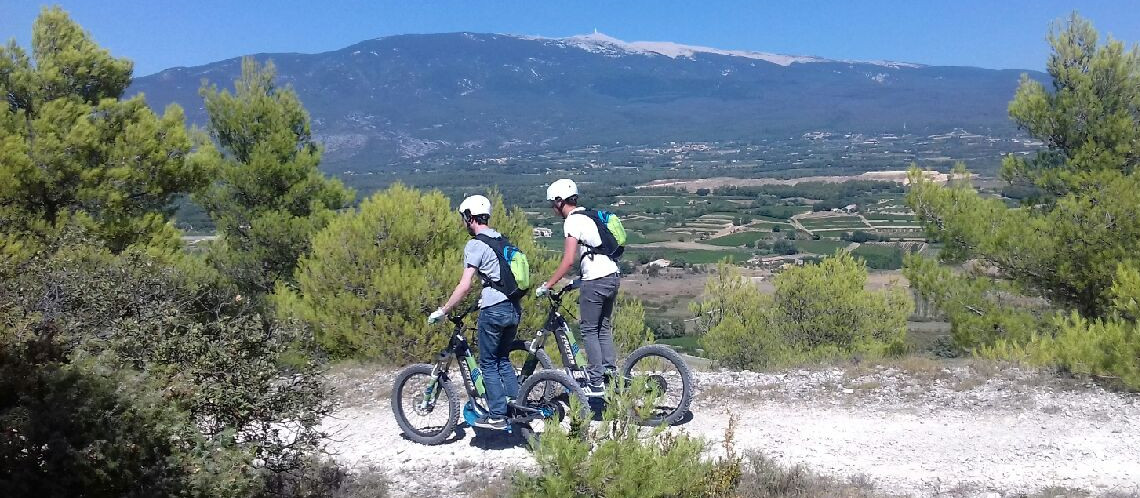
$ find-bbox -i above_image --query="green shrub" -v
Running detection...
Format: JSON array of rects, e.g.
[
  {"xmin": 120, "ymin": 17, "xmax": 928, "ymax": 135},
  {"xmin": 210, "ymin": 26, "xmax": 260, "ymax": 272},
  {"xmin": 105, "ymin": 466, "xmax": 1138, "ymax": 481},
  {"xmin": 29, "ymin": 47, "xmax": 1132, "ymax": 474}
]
[
  {"xmin": 0, "ymin": 236, "xmax": 331, "ymax": 495},
  {"xmin": 279, "ymin": 184, "xmax": 556, "ymax": 362},
  {"xmin": 512, "ymin": 379, "xmax": 739, "ymax": 498},
  {"xmin": 982, "ymin": 264, "xmax": 1140, "ymax": 390},
  {"xmin": 1039, "ymin": 313, "xmax": 1140, "ymax": 388},
  {"xmin": 613, "ymin": 294, "xmax": 655, "ymax": 357},
  {"xmin": 274, "ymin": 183, "xmax": 462, "ymax": 360},
  {"xmin": 694, "ymin": 254, "xmax": 910, "ymax": 369},
  {"xmin": 0, "ymin": 323, "xmax": 214, "ymax": 497}
]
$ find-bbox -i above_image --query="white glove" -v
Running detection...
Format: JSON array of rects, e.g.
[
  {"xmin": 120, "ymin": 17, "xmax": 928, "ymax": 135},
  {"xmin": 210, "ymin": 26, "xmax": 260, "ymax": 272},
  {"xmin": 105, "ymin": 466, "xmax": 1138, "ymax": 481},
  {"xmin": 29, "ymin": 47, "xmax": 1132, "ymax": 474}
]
[
  {"xmin": 427, "ymin": 308, "xmax": 446, "ymax": 324},
  {"xmin": 535, "ymin": 284, "xmax": 550, "ymax": 298}
]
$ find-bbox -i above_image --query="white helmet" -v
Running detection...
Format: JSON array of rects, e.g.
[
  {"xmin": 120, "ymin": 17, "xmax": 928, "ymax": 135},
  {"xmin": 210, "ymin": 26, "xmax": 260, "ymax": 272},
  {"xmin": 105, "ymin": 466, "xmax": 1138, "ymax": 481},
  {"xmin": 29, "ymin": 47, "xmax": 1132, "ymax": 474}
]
[
  {"xmin": 546, "ymin": 179, "xmax": 578, "ymax": 201},
  {"xmin": 458, "ymin": 194, "xmax": 492, "ymax": 219}
]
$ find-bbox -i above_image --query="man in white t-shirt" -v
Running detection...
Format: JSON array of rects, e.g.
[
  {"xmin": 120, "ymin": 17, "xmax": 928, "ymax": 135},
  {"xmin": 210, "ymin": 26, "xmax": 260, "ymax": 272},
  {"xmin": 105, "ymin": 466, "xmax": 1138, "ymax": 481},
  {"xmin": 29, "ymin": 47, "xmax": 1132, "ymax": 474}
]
[{"xmin": 535, "ymin": 179, "xmax": 620, "ymax": 396}]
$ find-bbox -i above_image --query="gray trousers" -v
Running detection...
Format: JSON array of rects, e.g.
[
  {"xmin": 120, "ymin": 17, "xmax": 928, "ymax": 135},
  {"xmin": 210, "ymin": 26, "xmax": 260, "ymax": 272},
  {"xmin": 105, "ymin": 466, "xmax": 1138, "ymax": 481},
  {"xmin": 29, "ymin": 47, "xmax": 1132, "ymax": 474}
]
[{"xmin": 579, "ymin": 273, "xmax": 620, "ymax": 384}]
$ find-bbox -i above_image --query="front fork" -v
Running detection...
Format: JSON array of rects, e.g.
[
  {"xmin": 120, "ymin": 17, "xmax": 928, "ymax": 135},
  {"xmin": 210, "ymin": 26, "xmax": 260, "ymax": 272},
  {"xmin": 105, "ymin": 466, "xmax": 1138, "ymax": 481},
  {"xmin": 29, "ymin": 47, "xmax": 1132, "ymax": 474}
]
[
  {"xmin": 462, "ymin": 351, "xmax": 487, "ymax": 398},
  {"xmin": 421, "ymin": 352, "xmax": 455, "ymax": 410},
  {"xmin": 519, "ymin": 329, "xmax": 548, "ymax": 381}
]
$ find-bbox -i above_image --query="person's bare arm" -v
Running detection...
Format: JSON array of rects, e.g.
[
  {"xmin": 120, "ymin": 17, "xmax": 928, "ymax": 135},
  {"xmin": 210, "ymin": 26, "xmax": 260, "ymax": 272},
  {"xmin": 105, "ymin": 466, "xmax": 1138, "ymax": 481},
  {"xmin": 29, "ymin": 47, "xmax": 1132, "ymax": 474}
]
[
  {"xmin": 544, "ymin": 236, "xmax": 578, "ymax": 289},
  {"xmin": 441, "ymin": 266, "xmax": 478, "ymax": 313}
]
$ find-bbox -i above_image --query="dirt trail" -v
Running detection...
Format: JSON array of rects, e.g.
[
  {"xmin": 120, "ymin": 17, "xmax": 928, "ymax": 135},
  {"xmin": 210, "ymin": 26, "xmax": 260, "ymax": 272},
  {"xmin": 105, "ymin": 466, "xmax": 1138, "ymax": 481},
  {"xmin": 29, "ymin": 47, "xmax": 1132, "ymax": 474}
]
[{"xmin": 321, "ymin": 364, "xmax": 1140, "ymax": 497}]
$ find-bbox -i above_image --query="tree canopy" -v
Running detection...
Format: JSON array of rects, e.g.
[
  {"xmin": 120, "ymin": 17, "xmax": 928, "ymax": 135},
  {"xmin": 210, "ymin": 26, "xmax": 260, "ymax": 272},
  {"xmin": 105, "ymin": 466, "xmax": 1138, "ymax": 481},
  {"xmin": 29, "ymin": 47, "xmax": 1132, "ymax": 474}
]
[
  {"xmin": 1, "ymin": 10, "xmax": 334, "ymax": 495},
  {"xmin": 196, "ymin": 57, "xmax": 355, "ymax": 299},
  {"xmin": 278, "ymin": 185, "xmax": 559, "ymax": 362},
  {"xmin": 0, "ymin": 7, "xmax": 206, "ymax": 255},
  {"xmin": 906, "ymin": 13, "xmax": 1140, "ymax": 387}
]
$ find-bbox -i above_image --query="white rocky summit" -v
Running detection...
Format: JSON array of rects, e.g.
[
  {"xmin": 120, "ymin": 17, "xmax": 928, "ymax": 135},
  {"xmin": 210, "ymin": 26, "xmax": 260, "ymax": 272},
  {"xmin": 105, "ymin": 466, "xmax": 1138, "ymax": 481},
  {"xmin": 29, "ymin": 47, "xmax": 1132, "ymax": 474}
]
[{"xmin": 516, "ymin": 31, "xmax": 923, "ymax": 69}]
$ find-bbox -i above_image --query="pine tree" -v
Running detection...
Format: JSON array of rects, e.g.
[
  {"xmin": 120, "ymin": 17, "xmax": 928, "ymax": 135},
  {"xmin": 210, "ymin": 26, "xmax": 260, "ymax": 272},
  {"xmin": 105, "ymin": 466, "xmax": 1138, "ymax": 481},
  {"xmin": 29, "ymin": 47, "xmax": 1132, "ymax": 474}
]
[
  {"xmin": 275, "ymin": 183, "xmax": 464, "ymax": 360},
  {"xmin": 905, "ymin": 14, "xmax": 1140, "ymax": 386},
  {"xmin": 195, "ymin": 57, "xmax": 354, "ymax": 298},
  {"xmin": 0, "ymin": 7, "xmax": 206, "ymax": 254},
  {"xmin": 278, "ymin": 185, "xmax": 558, "ymax": 361}
]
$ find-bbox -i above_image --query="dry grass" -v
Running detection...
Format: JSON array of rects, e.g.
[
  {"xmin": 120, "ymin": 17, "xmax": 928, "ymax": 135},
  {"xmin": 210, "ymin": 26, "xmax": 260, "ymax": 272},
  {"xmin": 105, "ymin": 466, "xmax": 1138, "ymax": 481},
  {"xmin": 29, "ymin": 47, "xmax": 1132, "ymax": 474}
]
[
  {"xmin": 698, "ymin": 381, "xmax": 782, "ymax": 405},
  {"xmin": 331, "ymin": 465, "xmax": 390, "ymax": 498},
  {"xmin": 850, "ymin": 380, "xmax": 882, "ymax": 391},
  {"xmin": 326, "ymin": 361, "xmax": 396, "ymax": 408},
  {"xmin": 893, "ymin": 355, "xmax": 949, "ymax": 378},
  {"xmin": 736, "ymin": 451, "xmax": 886, "ymax": 498},
  {"xmin": 271, "ymin": 460, "xmax": 390, "ymax": 498},
  {"xmin": 951, "ymin": 377, "xmax": 986, "ymax": 392},
  {"xmin": 457, "ymin": 470, "xmax": 515, "ymax": 498}
]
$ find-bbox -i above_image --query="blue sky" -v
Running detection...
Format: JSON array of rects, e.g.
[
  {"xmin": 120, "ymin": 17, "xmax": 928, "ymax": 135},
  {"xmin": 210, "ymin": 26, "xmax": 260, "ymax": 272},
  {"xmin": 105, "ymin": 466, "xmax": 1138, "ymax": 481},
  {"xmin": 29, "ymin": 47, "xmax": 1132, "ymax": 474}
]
[{"xmin": 2, "ymin": 1, "xmax": 1138, "ymax": 76}]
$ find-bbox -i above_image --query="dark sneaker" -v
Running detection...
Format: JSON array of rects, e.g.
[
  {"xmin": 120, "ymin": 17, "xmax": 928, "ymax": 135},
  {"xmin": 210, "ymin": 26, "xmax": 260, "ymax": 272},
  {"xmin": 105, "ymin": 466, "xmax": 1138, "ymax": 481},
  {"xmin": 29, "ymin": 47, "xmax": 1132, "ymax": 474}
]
[
  {"xmin": 473, "ymin": 416, "xmax": 508, "ymax": 430},
  {"xmin": 584, "ymin": 383, "xmax": 606, "ymax": 397}
]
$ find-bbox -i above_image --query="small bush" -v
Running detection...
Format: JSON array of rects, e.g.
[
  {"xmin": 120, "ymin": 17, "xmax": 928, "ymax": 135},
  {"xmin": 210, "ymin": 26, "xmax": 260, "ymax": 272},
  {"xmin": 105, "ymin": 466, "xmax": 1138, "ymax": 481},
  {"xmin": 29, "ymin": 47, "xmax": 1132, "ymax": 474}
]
[
  {"xmin": 512, "ymin": 379, "xmax": 739, "ymax": 498},
  {"xmin": 694, "ymin": 254, "xmax": 911, "ymax": 369},
  {"xmin": 772, "ymin": 239, "xmax": 796, "ymax": 255},
  {"xmin": 265, "ymin": 459, "xmax": 390, "ymax": 498},
  {"xmin": 0, "ymin": 324, "xmax": 208, "ymax": 496}
]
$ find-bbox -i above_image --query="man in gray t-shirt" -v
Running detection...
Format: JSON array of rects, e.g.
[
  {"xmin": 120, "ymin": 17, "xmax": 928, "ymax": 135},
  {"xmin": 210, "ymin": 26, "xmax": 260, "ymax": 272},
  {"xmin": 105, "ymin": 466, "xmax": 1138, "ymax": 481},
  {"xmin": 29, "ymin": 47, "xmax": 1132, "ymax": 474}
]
[
  {"xmin": 427, "ymin": 195, "xmax": 521, "ymax": 431},
  {"xmin": 464, "ymin": 229, "xmax": 508, "ymax": 308}
]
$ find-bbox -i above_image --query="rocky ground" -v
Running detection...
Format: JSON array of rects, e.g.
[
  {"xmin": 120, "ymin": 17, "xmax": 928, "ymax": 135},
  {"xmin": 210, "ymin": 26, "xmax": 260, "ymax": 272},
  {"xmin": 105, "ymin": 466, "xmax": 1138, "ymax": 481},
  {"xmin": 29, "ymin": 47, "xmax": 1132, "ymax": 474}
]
[{"xmin": 320, "ymin": 359, "xmax": 1140, "ymax": 497}]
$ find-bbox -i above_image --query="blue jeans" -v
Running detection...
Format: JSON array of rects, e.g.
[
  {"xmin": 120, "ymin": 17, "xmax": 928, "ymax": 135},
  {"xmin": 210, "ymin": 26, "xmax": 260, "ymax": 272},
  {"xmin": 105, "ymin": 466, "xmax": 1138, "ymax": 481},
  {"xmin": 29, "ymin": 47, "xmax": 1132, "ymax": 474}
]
[{"xmin": 477, "ymin": 300, "xmax": 521, "ymax": 418}]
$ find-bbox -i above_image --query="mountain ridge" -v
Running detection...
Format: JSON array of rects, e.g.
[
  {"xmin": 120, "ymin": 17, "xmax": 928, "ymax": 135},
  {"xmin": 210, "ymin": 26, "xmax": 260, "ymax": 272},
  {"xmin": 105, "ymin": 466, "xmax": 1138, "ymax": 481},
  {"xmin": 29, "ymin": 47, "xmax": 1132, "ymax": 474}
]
[{"xmin": 128, "ymin": 32, "xmax": 1046, "ymax": 171}]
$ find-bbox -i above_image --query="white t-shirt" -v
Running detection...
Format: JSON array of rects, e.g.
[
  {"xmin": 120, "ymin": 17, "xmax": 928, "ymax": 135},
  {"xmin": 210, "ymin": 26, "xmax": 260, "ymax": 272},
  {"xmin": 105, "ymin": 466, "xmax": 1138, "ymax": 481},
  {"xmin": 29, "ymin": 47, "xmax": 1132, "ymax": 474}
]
[{"xmin": 564, "ymin": 207, "xmax": 620, "ymax": 280}]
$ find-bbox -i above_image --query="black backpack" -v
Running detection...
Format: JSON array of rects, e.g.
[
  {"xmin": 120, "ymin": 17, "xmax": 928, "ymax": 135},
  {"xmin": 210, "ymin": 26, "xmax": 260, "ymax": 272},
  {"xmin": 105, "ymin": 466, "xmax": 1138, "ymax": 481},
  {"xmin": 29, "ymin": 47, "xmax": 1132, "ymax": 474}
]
[
  {"xmin": 572, "ymin": 209, "xmax": 625, "ymax": 261},
  {"xmin": 474, "ymin": 233, "xmax": 529, "ymax": 301}
]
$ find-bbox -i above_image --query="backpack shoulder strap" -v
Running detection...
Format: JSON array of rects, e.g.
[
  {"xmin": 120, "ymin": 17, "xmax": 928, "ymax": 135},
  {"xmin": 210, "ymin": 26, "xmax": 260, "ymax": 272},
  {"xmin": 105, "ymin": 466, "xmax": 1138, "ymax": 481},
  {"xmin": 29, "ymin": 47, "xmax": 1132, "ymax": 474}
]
[
  {"xmin": 474, "ymin": 233, "xmax": 508, "ymax": 264},
  {"xmin": 473, "ymin": 233, "xmax": 519, "ymax": 295},
  {"xmin": 570, "ymin": 209, "xmax": 602, "ymax": 244},
  {"xmin": 473, "ymin": 232, "xmax": 501, "ymax": 247},
  {"xmin": 569, "ymin": 209, "xmax": 606, "ymax": 262}
]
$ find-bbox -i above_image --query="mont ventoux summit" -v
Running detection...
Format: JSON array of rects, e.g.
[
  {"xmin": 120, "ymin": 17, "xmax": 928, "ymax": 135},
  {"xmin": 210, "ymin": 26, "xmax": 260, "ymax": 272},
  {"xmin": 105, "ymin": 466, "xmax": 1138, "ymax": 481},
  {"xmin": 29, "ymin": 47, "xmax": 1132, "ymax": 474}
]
[{"xmin": 128, "ymin": 31, "xmax": 1046, "ymax": 172}]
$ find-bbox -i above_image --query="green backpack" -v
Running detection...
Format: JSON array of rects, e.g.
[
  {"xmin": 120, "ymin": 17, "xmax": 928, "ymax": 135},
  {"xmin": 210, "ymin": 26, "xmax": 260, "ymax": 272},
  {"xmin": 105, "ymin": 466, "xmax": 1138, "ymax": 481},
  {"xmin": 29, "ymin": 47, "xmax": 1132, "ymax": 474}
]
[
  {"xmin": 575, "ymin": 209, "xmax": 627, "ymax": 260},
  {"xmin": 475, "ymin": 234, "xmax": 531, "ymax": 300}
]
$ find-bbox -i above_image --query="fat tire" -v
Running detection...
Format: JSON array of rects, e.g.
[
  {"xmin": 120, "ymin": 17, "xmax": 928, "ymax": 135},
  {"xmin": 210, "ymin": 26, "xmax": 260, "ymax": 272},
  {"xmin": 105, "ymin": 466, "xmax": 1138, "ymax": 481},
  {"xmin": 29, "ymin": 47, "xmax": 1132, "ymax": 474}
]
[
  {"xmin": 517, "ymin": 369, "xmax": 591, "ymax": 444},
  {"xmin": 536, "ymin": 349, "xmax": 555, "ymax": 369},
  {"xmin": 621, "ymin": 344, "xmax": 694, "ymax": 426},
  {"xmin": 391, "ymin": 363, "xmax": 460, "ymax": 445}
]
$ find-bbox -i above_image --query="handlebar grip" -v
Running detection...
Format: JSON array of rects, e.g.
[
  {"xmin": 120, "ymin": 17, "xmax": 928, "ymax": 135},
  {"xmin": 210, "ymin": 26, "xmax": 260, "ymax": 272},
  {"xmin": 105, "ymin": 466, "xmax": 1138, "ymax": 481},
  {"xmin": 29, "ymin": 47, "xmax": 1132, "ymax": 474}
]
[{"xmin": 448, "ymin": 303, "xmax": 479, "ymax": 323}]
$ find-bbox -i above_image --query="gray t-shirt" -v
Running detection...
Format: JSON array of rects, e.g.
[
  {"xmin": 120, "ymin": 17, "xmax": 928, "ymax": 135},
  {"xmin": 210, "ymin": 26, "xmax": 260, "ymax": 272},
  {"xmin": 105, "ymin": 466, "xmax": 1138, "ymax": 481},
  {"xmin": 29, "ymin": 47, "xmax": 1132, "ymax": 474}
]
[{"xmin": 464, "ymin": 228, "xmax": 508, "ymax": 308}]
